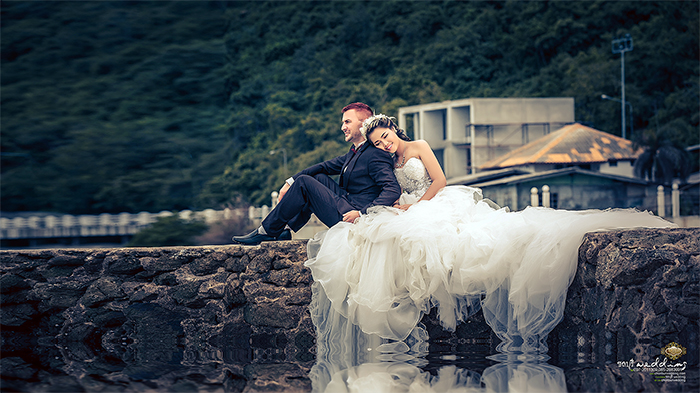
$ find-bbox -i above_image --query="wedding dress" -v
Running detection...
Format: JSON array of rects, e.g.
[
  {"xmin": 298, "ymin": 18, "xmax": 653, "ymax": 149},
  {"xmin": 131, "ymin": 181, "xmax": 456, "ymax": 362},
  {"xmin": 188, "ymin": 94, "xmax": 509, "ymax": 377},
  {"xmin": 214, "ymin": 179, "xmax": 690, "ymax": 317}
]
[{"xmin": 306, "ymin": 157, "xmax": 674, "ymax": 354}]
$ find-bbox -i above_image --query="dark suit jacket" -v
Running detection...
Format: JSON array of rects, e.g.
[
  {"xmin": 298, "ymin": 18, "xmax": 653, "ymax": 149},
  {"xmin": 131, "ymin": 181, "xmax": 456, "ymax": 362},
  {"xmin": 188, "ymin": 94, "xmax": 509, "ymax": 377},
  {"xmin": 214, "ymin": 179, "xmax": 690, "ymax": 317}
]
[{"xmin": 293, "ymin": 143, "xmax": 400, "ymax": 214}]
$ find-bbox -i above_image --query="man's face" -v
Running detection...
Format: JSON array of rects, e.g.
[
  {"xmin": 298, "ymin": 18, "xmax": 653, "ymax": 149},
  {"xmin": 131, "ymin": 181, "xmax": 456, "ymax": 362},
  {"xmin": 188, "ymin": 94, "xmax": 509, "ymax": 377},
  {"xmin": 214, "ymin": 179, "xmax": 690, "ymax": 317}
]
[{"xmin": 341, "ymin": 109, "xmax": 365, "ymax": 145}]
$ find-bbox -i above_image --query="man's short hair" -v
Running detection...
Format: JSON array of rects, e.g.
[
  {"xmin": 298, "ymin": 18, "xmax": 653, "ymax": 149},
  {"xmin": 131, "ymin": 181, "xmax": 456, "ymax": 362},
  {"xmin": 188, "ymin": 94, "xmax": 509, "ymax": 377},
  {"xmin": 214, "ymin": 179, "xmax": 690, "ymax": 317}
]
[{"xmin": 342, "ymin": 102, "xmax": 373, "ymax": 121}]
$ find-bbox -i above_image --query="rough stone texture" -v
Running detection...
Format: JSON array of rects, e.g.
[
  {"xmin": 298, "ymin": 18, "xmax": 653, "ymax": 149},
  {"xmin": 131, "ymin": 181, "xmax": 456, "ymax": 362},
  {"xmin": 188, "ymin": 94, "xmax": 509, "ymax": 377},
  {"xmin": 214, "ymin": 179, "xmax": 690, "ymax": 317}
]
[
  {"xmin": 1, "ymin": 241, "xmax": 314, "ymax": 392},
  {"xmin": 551, "ymin": 227, "xmax": 699, "ymax": 392},
  {"xmin": 1, "ymin": 228, "xmax": 698, "ymax": 392}
]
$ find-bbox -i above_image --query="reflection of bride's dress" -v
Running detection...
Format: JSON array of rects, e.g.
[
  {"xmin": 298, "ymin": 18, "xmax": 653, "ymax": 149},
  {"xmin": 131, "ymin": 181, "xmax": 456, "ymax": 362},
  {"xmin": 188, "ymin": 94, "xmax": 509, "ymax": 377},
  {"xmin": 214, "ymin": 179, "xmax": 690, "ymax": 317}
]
[
  {"xmin": 316, "ymin": 362, "xmax": 567, "ymax": 393},
  {"xmin": 306, "ymin": 157, "xmax": 674, "ymax": 352}
]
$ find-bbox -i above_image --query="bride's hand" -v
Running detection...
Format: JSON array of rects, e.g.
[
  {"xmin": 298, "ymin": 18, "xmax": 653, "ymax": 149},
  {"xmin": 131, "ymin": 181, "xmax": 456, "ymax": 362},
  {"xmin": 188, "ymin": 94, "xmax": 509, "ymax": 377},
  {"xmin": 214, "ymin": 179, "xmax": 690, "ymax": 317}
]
[
  {"xmin": 396, "ymin": 204, "xmax": 411, "ymax": 211},
  {"xmin": 343, "ymin": 210, "xmax": 361, "ymax": 223},
  {"xmin": 278, "ymin": 183, "xmax": 290, "ymax": 202}
]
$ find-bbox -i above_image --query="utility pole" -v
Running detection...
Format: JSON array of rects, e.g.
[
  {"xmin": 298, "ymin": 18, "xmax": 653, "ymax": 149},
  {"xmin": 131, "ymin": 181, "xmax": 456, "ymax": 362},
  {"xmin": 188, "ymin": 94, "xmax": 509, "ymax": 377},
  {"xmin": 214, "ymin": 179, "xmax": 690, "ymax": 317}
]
[
  {"xmin": 612, "ymin": 34, "xmax": 633, "ymax": 139},
  {"xmin": 601, "ymin": 94, "xmax": 633, "ymax": 139},
  {"xmin": 270, "ymin": 149, "xmax": 288, "ymax": 178}
]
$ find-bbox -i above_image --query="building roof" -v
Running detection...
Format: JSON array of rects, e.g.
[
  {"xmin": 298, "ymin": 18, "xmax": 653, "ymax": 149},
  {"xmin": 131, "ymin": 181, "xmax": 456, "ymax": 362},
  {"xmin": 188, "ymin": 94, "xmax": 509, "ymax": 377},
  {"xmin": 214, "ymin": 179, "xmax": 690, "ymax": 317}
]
[
  {"xmin": 466, "ymin": 167, "xmax": 650, "ymax": 188},
  {"xmin": 480, "ymin": 123, "xmax": 640, "ymax": 170}
]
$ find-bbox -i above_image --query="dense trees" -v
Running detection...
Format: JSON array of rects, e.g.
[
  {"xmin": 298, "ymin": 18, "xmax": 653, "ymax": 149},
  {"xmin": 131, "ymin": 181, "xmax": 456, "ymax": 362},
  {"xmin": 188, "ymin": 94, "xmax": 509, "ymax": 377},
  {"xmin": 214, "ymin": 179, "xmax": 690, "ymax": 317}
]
[
  {"xmin": 127, "ymin": 215, "xmax": 208, "ymax": 247},
  {"xmin": 2, "ymin": 1, "xmax": 230, "ymax": 213},
  {"xmin": 634, "ymin": 128, "xmax": 693, "ymax": 185},
  {"xmin": 2, "ymin": 1, "xmax": 698, "ymax": 213}
]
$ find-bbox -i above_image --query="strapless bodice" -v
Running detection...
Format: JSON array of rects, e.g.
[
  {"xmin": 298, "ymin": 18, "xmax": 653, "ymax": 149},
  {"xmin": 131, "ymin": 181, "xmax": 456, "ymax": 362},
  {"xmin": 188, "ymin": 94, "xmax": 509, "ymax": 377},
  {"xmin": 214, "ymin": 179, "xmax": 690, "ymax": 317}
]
[{"xmin": 394, "ymin": 157, "xmax": 432, "ymax": 200}]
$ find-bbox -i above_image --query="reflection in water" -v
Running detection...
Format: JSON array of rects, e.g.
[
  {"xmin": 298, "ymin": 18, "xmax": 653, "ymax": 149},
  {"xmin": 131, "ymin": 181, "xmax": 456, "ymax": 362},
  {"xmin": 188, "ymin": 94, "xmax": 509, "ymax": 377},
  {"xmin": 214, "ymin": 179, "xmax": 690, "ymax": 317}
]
[
  {"xmin": 482, "ymin": 363, "xmax": 566, "ymax": 393},
  {"xmin": 309, "ymin": 282, "xmax": 567, "ymax": 392},
  {"xmin": 316, "ymin": 362, "xmax": 566, "ymax": 393},
  {"xmin": 311, "ymin": 329, "xmax": 567, "ymax": 393}
]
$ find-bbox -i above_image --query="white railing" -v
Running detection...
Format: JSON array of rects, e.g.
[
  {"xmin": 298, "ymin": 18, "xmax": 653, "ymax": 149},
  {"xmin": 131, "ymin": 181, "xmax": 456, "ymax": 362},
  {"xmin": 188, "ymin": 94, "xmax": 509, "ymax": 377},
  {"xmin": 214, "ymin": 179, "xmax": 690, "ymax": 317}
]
[
  {"xmin": 0, "ymin": 208, "xmax": 255, "ymax": 240},
  {"xmin": 1, "ymin": 190, "xmax": 283, "ymax": 241},
  {"xmin": 530, "ymin": 183, "xmax": 688, "ymax": 218}
]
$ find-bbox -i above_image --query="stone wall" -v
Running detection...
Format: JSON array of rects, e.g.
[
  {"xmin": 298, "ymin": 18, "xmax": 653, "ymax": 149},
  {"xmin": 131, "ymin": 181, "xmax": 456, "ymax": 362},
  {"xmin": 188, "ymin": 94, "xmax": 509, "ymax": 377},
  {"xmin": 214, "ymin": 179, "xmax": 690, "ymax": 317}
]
[
  {"xmin": 1, "ymin": 241, "xmax": 315, "ymax": 392},
  {"xmin": 551, "ymin": 227, "xmax": 699, "ymax": 392},
  {"xmin": 1, "ymin": 227, "xmax": 698, "ymax": 392}
]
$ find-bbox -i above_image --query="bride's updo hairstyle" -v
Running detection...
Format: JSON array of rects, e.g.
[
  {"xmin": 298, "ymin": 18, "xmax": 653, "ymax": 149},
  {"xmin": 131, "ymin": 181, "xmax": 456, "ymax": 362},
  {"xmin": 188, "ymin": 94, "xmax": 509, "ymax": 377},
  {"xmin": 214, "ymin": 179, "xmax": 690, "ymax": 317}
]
[{"xmin": 360, "ymin": 114, "xmax": 411, "ymax": 142}]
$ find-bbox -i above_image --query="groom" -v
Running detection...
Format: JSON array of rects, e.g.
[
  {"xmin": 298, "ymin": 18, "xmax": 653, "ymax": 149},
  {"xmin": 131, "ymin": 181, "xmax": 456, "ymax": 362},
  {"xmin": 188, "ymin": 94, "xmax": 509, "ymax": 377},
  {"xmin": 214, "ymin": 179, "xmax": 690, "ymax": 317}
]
[{"xmin": 232, "ymin": 102, "xmax": 401, "ymax": 245}]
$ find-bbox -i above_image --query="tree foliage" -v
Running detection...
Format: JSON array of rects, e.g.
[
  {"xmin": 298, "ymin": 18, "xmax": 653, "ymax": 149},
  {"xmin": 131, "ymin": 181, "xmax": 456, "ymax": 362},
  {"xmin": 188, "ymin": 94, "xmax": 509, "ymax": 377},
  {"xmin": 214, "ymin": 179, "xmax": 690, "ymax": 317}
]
[
  {"xmin": 633, "ymin": 128, "xmax": 693, "ymax": 185},
  {"xmin": 2, "ymin": 1, "xmax": 230, "ymax": 213},
  {"xmin": 2, "ymin": 1, "xmax": 698, "ymax": 213},
  {"xmin": 127, "ymin": 215, "xmax": 208, "ymax": 247}
]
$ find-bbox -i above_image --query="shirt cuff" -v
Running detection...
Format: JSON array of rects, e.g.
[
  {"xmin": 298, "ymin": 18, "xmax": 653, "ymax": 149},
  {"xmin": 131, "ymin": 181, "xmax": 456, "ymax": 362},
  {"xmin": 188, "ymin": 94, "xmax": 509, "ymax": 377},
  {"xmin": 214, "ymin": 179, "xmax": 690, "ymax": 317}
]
[{"xmin": 286, "ymin": 177, "xmax": 294, "ymax": 186}]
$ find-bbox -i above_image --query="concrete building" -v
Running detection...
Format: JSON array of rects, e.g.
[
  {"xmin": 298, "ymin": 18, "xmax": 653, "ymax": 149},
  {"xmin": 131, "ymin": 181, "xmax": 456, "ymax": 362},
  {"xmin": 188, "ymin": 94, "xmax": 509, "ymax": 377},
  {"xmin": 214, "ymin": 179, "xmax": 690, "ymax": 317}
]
[{"xmin": 397, "ymin": 97, "xmax": 575, "ymax": 180}]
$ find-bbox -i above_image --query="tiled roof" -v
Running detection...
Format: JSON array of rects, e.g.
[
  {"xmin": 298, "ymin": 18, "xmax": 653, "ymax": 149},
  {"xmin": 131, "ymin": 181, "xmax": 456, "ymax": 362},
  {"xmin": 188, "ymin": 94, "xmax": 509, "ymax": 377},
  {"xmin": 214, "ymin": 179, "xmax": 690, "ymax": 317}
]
[{"xmin": 480, "ymin": 123, "xmax": 640, "ymax": 170}]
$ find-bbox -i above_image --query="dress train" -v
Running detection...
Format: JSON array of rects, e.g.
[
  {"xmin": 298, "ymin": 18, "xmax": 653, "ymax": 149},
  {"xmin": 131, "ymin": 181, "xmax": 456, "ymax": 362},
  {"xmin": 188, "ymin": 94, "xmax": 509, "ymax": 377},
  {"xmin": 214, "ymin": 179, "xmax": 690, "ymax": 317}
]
[{"xmin": 305, "ymin": 158, "xmax": 675, "ymax": 353}]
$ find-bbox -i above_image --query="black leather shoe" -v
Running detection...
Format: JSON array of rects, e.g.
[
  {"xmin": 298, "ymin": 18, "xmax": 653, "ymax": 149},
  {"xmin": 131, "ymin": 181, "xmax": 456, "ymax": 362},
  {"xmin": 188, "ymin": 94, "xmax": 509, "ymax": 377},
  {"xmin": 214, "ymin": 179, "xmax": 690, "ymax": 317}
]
[
  {"xmin": 232, "ymin": 228, "xmax": 292, "ymax": 245},
  {"xmin": 277, "ymin": 228, "xmax": 292, "ymax": 241},
  {"xmin": 232, "ymin": 229, "xmax": 276, "ymax": 245}
]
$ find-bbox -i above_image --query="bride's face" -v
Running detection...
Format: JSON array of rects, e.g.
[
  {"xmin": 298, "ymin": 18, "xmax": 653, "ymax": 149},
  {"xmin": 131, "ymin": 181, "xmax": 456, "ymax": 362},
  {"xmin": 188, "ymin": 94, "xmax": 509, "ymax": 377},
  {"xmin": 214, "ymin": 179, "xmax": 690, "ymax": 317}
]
[{"xmin": 369, "ymin": 127, "xmax": 400, "ymax": 154}]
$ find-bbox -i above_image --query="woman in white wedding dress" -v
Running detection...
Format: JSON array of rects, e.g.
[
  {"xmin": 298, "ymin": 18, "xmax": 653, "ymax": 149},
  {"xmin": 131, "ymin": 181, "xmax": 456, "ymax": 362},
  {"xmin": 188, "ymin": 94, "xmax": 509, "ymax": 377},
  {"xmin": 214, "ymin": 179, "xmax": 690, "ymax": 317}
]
[{"xmin": 305, "ymin": 114, "xmax": 675, "ymax": 356}]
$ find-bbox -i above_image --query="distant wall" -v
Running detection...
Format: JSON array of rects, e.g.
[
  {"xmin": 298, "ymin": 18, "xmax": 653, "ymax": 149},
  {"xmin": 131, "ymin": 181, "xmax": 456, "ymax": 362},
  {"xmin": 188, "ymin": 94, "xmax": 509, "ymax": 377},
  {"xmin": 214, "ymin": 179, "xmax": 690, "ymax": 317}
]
[{"xmin": 1, "ymin": 228, "xmax": 698, "ymax": 391}]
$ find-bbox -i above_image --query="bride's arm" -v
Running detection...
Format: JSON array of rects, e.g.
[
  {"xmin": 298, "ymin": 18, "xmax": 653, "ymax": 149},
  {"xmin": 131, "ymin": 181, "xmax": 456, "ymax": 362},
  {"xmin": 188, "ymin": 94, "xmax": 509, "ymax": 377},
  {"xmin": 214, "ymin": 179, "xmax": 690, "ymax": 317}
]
[{"xmin": 414, "ymin": 140, "xmax": 446, "ymax": 202}]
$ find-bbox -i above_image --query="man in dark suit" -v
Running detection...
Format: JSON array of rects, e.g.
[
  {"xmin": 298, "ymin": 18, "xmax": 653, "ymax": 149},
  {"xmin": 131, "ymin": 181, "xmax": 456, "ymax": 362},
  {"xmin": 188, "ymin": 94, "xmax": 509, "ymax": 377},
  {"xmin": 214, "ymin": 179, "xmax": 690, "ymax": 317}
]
[{"xmin": 232, "ymin": 102, "xmax": 401, "ymax": 245}]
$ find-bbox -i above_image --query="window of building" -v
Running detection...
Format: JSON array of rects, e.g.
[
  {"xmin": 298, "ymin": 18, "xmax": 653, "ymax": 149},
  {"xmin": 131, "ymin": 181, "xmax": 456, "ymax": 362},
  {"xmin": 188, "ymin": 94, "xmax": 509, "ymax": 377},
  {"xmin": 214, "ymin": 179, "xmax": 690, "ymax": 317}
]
[
  {"xmin": 423, "ymin": 110, "xmax": 445, "ymax": 142},
  {"xmin": 466, "ymin": 148, "xmax": 471, "ymax": 174},
  {"xmin": 434, "ymin": 149, "xmax": 444, "ymax": 170},
  {"xmin": 404, "ymin": 113, "xmax": 416, "ymax": 140},
  {"xmin": 522, "ymin": 123, "xmax": 551, "ymax": 144},
  {"xmin": 441, "ymin": 110, "xmax": 447, "ymax": 140}
]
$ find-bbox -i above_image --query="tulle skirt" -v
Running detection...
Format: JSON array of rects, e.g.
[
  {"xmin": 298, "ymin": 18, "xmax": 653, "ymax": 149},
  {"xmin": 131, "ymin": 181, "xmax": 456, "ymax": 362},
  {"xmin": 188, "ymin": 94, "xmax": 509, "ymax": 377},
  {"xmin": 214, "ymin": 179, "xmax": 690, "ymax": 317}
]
[{"xmin": 305, "ymin": 186, "xmax": 674, "ymax": 352}]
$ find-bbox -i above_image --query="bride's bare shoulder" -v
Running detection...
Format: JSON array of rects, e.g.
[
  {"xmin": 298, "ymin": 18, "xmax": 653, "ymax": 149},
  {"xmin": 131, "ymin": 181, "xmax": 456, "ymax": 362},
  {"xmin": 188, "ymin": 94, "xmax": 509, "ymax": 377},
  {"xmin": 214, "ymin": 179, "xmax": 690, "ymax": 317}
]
[{"xmin": 407, "ymin": 140, "xmax": 433, "ymax": 154}]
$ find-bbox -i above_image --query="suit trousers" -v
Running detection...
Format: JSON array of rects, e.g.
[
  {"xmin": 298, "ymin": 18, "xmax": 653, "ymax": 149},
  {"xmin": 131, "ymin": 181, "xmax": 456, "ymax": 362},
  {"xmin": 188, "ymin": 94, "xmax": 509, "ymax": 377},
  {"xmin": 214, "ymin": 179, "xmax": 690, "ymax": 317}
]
[{"xmin": 261, "ymin": 174, "xmax": 354, "ymax": 236}]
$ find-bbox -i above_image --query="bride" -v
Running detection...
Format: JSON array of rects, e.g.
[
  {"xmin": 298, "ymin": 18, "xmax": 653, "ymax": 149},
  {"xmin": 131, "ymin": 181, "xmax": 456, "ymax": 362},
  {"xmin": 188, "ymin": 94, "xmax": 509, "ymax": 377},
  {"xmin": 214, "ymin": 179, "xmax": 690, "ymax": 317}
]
[{"xmin": 305, "ymin": 114, "xmax": 674, "ymax": 354}]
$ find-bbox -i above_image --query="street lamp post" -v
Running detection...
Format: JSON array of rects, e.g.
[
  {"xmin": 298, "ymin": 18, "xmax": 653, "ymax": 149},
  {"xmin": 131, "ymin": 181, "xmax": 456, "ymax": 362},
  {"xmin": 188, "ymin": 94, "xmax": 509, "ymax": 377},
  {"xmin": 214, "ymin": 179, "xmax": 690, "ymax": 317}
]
[
  {"xmin": 611, "ymin": 34, "xmax": 633, "ymax": 139},
  {"xmin": 601, "ymin": 94, "xmax": 634, "ymax": 139},
  {"xmin": 269, "ymin": 149, "xmax": 288, "ymax": 178}
]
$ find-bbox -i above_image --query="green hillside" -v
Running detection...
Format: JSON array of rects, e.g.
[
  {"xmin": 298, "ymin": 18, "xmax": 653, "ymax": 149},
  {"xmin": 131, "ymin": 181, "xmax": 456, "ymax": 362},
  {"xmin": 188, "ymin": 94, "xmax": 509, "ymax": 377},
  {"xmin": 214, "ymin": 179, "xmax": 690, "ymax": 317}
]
[{"xmin": 2, "ymin": 0, "xmax": 697, "ymax": 213}]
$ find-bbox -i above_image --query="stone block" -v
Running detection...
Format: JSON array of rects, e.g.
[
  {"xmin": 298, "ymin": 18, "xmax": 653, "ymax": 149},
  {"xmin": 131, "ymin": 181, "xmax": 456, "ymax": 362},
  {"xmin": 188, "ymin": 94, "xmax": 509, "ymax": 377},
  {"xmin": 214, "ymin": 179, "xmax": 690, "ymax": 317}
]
[
  {"xmin": 104, "ymin": 252, "xmax": 144, "ymax": 275},
  {"xmin": 80, "ymin": 276, "xmax": 125, "ymax": 307},
  {"xmin": 226, "ymin": 254, "xmax": 249, "ymax": 272},
  {"xmin": 47, "ymin": 254, "xmax": 85, "ymax": 267},
  {"xmin": 248, "ymin": 251, "xmax": 274, "ymax": 274},
  {"xmin": 0, "ymin": 303, "xmax": 37, "ymax": 326},
  {"xmin": 0, "ymin": 273, "xmax": 30, "ymax": 295},
  {"xmin": 244, "ymin": 301, "xmax": 304, "ymax": 329},
  {"xmin": 140, "ymin": 256, "xmax": 183, "ymax": 273},
  {"xmin": 31, "ymin": 279, "xmax": 92, "ymax": 310},
  {"xmin": 189, "ymin": 251, "xmax": 228, "ymax": 275}
]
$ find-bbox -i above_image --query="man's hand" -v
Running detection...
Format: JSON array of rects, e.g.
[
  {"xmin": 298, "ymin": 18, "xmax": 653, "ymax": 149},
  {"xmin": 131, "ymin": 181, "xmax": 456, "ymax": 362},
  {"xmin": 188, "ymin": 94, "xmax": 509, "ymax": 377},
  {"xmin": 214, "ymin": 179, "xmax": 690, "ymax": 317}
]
[
  {"xmin": 395, "ymin": 204, "xmax": 412, "ymax": 211},
  {"xmin": 342, "ymin": 210, "xmax": 361, "ymax": 223},
  {"xmin": 278, "ymin": 182, "xmax": 291, "ymax": 203}
]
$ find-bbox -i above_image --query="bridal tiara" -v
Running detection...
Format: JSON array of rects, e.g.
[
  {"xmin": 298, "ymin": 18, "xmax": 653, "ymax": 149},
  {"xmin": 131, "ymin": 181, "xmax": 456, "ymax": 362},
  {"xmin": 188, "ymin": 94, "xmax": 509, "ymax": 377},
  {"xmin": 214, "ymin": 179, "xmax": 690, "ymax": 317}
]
[{"xmin": 360, "ymin": 114, "xmax": 397, "ymax": 138}]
